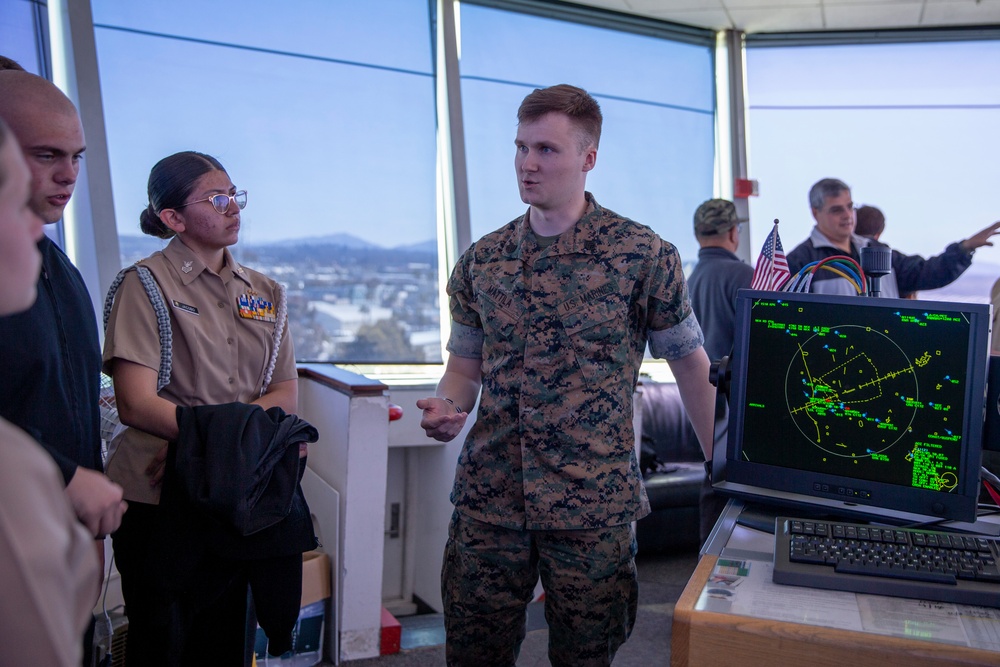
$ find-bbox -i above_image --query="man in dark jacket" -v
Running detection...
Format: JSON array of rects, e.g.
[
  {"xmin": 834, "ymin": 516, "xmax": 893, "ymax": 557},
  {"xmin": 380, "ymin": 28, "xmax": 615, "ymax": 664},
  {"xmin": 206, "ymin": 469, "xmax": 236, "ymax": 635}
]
[
  {"xmin": 787, "ymin": 178, "xmax": 999, "ymax": 296},
  {"xmin": 854, "ymin": 203, "xmax": 1000, "ymax": 298},
  {"xmin": 0, "ymin": 65, "xmax": 128, "ymax": 667},
  {"xmin": 0, "ymin": 71, "xmax": 127, "ymax": 543},
  {"xmin": 687, "ymin": 198, "xmax": 753, "ymax": 543}
]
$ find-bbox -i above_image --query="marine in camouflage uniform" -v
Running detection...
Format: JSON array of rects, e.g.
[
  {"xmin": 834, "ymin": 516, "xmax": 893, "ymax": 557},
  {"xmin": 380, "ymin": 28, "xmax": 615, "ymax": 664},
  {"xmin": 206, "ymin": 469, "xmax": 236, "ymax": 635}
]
[
  {"xmin": 441, "ymin": 192, "xmax": 704, "ymax": 667},
  {"xmin": 420, "ymin": 83, "xmax": 715, "ymax": 667}
]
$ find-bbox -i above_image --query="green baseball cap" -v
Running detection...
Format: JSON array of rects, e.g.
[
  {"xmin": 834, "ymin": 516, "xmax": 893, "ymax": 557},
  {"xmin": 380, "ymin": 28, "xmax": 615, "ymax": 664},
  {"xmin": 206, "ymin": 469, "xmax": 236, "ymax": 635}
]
[{"xmin": 694, "ymin": 199, "xmax": 742, "ymax": 235}]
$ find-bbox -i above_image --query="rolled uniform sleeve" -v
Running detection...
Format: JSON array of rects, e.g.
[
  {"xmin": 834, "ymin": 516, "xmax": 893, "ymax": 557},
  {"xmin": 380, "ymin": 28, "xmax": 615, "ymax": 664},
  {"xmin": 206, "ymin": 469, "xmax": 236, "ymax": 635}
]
[
  {"xmin": 446, "ymin": 249, "xmax": 485, "ymax": 359},
  {"xmin": 447, "ymin": 322, "xmax": 484, "ymax": 359},
  {"xmin": 646, "ymin": 238, "xmax": 704, "ymax": 361},
  {"xmin": 649, "ymin": 314, "xmax": 704, "ymax": 361}
]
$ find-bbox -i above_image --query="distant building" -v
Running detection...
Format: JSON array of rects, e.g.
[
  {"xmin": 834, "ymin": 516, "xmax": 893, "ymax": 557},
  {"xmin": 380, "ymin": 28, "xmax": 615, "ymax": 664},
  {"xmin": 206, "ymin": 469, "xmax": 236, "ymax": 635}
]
[{"xmin": 310, "ymin": 302, "xmax": 394, "ymax": 341}]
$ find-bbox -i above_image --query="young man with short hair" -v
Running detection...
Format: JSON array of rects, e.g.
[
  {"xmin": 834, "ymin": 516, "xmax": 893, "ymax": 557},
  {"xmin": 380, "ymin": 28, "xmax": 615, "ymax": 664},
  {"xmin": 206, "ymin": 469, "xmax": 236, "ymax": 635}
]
[{"xmin": 419, "ymin": 83, "xmax": 716, "ymax": 667}]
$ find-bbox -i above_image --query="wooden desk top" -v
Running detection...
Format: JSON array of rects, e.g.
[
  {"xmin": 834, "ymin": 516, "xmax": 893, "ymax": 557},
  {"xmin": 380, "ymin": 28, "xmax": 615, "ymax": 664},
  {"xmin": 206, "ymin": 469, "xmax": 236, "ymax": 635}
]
[{"xmin": 671, "ymin": 554, "xmax": 1000, "ymax": 667}]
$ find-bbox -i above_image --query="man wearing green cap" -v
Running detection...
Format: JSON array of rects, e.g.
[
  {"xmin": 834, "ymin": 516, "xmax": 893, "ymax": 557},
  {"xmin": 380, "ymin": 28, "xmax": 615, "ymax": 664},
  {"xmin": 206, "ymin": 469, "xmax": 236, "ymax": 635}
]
[
  {"xmin": 688, "ymin": 199, "xmax": 752, "ymax": 364},
  {"xmin": 687, "ymin": 198, "xmax": 752, "ymax": 543}
]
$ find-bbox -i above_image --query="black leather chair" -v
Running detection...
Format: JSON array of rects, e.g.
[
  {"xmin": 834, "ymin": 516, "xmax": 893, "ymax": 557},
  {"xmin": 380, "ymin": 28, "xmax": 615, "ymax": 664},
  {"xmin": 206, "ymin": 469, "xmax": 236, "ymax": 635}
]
[{"xmin": 636, "ymin": 381, "xmax": 705, "ymax": 553}]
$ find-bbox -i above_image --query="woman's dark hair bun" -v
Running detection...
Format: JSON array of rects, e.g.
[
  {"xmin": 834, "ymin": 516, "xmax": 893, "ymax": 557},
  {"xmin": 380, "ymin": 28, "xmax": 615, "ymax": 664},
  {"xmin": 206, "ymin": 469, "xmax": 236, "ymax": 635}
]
[{"xmin": 139, "ymin": 203, "xmax": 174, "ymax": 239}]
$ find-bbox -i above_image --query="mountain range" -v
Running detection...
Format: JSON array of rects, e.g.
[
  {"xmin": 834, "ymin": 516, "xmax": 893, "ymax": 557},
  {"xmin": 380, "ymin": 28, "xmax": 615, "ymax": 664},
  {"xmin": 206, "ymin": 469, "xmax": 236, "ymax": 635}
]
[{"xmin": 118, "ymin": 232, "xmax": 436, "ymax": 257}]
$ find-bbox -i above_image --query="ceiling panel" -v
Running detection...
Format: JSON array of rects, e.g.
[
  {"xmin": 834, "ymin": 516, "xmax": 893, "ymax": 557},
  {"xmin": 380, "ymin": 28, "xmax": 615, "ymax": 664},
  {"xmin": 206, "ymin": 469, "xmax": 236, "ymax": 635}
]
[
  {"xmin": 625, "ymin": 0, "xmax": 725, "ymax": 9},
  {"xmin": 822, "ymin": 2, "xmax": 926, "ymax": 29},
  {"xmin": 921, "ymin": 0, "xmax": 1000, "ymax": 25},
  {"xmin": 568, "ymin": 0, "xmax": 1000, "ymax": 32},
  {"xmin": 722, "ymin": 0, "xmax": 819, "ymax": 8},
  {"xmin": 639, "ymin": 7, "xmax": 736, "ymax": 25},
  {"xmin": 727, "ymin": 6, "xmax": 825, "ymax": 30},
  {"xmin": 579, "ymin": 0, "xmax": 635, "ymax": 10}
]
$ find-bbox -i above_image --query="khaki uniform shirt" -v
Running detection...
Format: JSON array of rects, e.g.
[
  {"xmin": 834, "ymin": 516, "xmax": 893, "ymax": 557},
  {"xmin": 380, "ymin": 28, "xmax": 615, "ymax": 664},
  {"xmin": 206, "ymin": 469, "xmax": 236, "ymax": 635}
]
[
  {"xmin": 447, "ymin": 194, "xmax": 704, "ymax": 530},
  {"xmin": 103, "ymin": 238, "xmax": 296, "ymax": 503},
  {"xmin": 0, "ymin": 418, "xmax": 98, "ymax": 667}
]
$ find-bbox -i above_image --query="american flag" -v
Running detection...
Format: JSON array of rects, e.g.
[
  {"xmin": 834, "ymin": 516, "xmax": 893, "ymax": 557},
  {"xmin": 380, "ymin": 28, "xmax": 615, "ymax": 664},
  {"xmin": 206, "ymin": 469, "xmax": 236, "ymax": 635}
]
[{"xmin": 750, "ymin": 220, "xmax": 790, "ymax": 291}]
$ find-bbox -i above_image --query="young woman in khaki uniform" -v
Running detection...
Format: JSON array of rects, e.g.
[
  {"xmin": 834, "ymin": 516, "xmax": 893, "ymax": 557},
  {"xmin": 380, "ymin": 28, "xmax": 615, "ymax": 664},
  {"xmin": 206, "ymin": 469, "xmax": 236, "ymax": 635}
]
[{"xmin": 103, "ymin": 151, "xmax": 301, "ymax": 666}]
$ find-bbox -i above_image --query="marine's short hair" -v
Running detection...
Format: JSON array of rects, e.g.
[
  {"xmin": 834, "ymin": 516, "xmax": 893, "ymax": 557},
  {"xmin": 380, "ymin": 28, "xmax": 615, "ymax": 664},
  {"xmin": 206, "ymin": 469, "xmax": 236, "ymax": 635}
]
[{"xmin": 517, "ymin": 83, "xmax": 602, "ymax": 151}]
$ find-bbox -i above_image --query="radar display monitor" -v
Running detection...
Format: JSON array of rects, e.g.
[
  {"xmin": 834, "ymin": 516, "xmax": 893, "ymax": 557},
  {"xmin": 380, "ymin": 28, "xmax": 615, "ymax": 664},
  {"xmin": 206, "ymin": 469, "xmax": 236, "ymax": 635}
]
[{"xmin": 713, "ymin": 289, "xmax": 992, "ymax": 525}]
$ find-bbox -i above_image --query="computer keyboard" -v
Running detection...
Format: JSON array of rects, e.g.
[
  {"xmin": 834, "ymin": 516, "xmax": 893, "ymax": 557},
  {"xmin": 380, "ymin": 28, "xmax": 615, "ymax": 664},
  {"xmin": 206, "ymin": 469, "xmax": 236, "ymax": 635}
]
[{"xmin": 772, "ymin": 516, "xmax": 1000, "ymax": 608}]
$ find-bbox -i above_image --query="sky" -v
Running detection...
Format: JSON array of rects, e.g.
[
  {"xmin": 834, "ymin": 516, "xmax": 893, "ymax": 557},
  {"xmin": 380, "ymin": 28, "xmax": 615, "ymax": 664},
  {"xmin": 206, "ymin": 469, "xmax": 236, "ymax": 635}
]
[
  {"xmin": 86, "ymin": 1, "xmax": 1000, "ymax": 304},
  {"xmin": 92, "ymin": 0, "xmax": 438, "ymax": 249},
  {"xmin": 90, "ymin": 0, "xmax": 716, "ymax": 264}
]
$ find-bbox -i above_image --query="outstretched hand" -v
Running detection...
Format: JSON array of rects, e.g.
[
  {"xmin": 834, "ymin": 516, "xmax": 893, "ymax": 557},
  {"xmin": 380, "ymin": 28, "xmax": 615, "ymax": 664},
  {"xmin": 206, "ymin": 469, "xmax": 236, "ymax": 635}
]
[
  {"xmin": 416, "ymin": 397, "xmax": 469, "ymax": 442},
  {"xmin": 961, "ymin": 220, "xmax": 1000, "ymax": 252}
]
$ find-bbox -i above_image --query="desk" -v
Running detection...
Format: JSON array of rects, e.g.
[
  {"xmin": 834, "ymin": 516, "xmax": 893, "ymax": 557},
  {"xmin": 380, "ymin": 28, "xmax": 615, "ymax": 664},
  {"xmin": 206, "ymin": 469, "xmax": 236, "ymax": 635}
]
[{"xmin": 671, "ymin": 502, "xmax": 1000, "ymax": 667}]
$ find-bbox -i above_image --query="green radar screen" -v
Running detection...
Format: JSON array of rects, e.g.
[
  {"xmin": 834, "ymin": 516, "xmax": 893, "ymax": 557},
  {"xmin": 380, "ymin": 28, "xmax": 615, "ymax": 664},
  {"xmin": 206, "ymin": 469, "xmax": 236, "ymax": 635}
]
[{"xmin": 785, "ymin": 324, "xmax": 920, "ymax": 460}]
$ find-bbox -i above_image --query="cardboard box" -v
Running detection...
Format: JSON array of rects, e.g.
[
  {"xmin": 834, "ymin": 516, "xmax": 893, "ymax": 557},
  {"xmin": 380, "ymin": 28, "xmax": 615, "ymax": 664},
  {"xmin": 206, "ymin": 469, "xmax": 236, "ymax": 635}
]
[
  {"xmin": 300, "ymin": 550, "xmax": 331, "ymax": 607},
  {"xmin": 255, "ymin": 550, "xmax": 332, "ymax": 666}
]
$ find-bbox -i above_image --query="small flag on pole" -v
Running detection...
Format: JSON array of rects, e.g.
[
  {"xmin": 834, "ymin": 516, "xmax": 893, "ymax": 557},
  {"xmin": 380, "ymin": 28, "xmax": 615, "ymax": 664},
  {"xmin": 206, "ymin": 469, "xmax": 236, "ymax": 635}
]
[{"xmin": 750, "ymin": 219, "xmax": 790, "ymax": 291}]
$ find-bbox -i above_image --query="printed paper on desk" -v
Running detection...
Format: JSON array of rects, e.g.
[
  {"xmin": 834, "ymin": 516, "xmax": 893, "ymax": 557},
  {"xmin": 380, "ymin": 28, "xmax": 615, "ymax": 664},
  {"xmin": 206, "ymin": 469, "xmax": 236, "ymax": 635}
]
[
  {"xmin": 697, "ymin": 557, "xmax": 1000, "ymax": 651},
  {"xmin": 695, "ymin": 558, "xmax": 864, "ymax": 630}
]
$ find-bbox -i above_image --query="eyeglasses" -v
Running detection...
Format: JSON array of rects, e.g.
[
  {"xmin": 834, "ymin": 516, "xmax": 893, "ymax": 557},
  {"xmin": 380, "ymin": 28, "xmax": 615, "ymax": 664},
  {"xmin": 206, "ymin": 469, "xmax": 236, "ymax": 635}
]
[{"xmin": 175, "ymin": 190, "xmax": 247, "ymax": 214}]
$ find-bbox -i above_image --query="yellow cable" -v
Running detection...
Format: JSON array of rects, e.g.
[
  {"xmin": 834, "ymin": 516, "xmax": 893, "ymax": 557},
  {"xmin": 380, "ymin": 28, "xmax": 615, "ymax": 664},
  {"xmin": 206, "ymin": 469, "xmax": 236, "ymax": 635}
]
[{"xmin": 817, "ymin": 265, "xmax": 862, "ymax": 294}]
